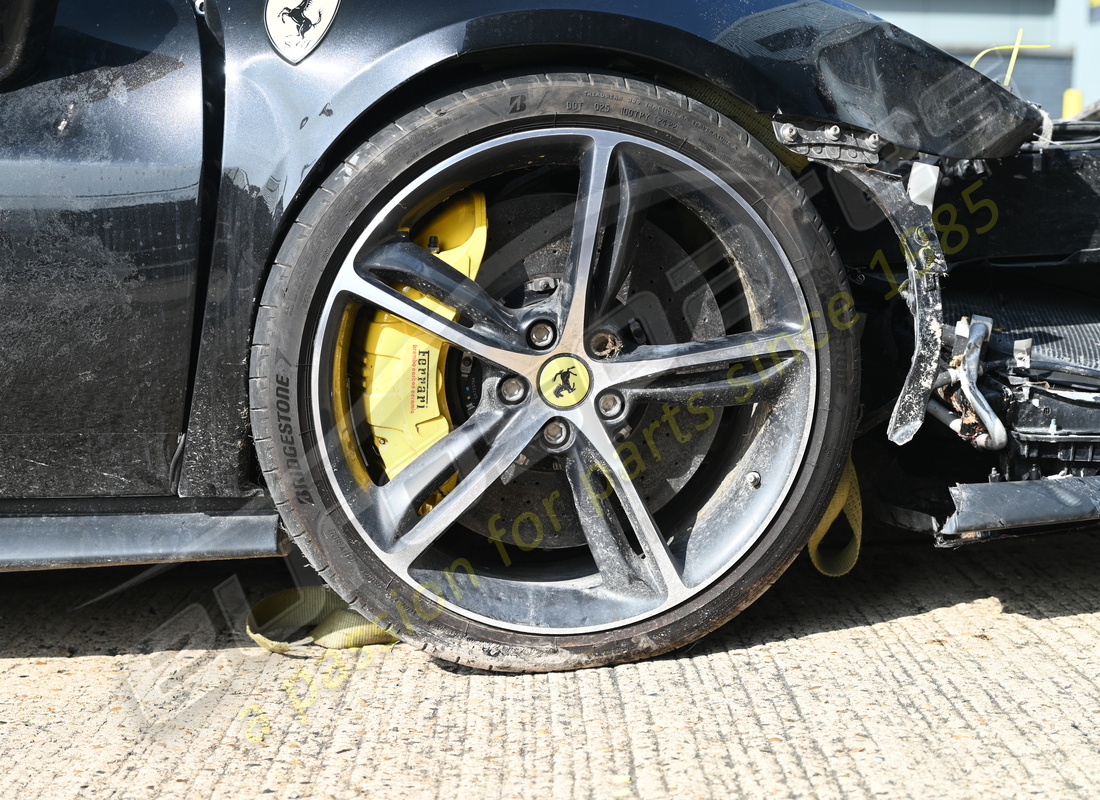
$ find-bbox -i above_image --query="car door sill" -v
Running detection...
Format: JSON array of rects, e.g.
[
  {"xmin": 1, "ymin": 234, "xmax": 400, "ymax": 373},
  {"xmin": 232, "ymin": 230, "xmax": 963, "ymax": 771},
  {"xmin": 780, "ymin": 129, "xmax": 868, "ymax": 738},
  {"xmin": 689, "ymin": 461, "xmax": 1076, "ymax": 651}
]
[{"xmin": 0, "ymin": 497, "xmax": 286, "ymax": 571}]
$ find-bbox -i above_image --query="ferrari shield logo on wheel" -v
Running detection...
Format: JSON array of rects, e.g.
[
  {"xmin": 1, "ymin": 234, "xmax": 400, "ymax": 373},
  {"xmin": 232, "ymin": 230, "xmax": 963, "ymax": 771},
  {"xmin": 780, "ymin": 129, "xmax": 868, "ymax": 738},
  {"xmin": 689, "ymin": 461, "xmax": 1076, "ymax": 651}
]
[
  {"xmin": 265, "ymin": 0, "xmax": 340, "ymax": 64},
  {"xmin": 538, "ymin": 356, "xmax": 591, "ymax": 409}
]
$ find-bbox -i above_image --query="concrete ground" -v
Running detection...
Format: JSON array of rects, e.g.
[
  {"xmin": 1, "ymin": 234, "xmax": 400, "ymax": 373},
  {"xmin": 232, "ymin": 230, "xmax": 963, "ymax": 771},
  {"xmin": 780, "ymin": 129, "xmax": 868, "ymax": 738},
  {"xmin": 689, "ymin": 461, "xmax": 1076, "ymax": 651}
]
[{"xmin": 3, "ymin": 528, "xmax": 1100, "ymax": 799}]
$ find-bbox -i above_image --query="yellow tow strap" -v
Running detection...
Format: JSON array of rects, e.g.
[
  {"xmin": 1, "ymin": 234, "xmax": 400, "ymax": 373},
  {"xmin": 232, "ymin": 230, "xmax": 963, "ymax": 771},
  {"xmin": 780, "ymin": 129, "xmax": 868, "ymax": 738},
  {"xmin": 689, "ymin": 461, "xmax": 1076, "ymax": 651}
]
[
  {"xmin": 246, "ymin": 586, "xmax": 397, "ymax": 654},
  {"xmin": 806, "ymin": 458, "xmax": 862, "ymax": 577}
]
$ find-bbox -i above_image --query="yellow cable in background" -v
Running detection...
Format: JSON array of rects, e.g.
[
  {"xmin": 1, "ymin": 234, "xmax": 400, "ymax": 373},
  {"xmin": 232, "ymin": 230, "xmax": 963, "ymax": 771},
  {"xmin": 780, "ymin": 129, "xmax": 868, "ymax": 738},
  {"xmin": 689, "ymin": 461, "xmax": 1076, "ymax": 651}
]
[
  {"xmin": 969, "ymin": 30, "xmax": 1050, "ymax": 87},
  {"xmin": 1003, "ymin": 28, "xmax": 1025, "ymax": 87}
]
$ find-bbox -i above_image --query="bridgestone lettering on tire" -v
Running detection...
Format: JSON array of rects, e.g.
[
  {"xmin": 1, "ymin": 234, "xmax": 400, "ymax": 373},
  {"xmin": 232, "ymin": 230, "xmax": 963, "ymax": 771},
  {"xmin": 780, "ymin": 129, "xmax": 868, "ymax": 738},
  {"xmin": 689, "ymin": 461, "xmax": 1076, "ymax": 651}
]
[{"xmin": 250, "ymin": 73, "xmax": 858, "ymax": 672}]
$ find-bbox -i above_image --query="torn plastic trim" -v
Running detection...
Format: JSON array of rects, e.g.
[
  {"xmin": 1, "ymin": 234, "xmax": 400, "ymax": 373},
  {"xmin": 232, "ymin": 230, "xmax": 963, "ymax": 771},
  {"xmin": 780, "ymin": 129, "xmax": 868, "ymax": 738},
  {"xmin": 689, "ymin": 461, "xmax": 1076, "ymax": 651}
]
[
  {"xmin": 876, "ymin": 475, "xmax": 1100, "ymax": 547},
  {"xmin": 839, "ymin": 165, "xmax": 946, "ymax": 445},
  {"xmin": 937, "ymin": 476, "xmax": 1100, "ymax": 547}
]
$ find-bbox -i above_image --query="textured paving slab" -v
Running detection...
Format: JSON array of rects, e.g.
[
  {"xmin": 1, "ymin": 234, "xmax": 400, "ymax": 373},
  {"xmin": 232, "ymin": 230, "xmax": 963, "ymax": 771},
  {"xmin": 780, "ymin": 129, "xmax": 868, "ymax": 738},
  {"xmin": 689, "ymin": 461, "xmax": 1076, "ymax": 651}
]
[{"xmin": 3, "ymin": 529, "xmax": 1100, "ymax": 799}]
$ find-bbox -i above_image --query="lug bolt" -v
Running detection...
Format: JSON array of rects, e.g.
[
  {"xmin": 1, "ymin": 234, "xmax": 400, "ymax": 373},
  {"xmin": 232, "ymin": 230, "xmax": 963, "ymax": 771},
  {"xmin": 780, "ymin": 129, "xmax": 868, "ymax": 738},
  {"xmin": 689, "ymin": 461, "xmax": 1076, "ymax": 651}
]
[
  {"xmin": 745, "ymin": 471, "xmax": 761, "ymax": 489},
  {"xmin": 528, "ymin": 321, "xmax": 556, "ymax": 349},
  {"xmin": 543, "ymin": 420, "xmax": 569, "ymax": 447},
  {"xmin": 825, "ymin": 124, "xmax": 842, "ymax": 141},
  {"xmin": 500, "ymin": 376, "xmax": 526, "ymax": 403},
  {"xmin": 598, "ymin": 392, "xmax": 624, "ymax": 418},
  {"xmin": 779, "ymin": 123, "xmax": 798, "ymax": 143}
]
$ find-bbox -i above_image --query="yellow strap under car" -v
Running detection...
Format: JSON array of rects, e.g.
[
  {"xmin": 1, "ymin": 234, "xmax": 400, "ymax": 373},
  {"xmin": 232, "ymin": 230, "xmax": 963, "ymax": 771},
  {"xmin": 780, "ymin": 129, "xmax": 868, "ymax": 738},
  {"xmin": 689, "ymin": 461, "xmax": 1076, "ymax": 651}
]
[
  {"xmin": 807, "ymin": 458, "xmax": 862, "ymax": 577},
  {"xmin": 246, "ymin": 586, "xmax": 397, "ymax": 653}
]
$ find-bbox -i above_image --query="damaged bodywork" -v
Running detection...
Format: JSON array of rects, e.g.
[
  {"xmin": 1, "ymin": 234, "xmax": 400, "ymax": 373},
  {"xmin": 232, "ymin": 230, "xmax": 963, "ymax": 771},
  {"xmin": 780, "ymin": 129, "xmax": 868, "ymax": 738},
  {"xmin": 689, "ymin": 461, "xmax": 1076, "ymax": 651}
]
[{"xmin": 817, "ymin": 127, "xmax": 1100, "ymax": 547}]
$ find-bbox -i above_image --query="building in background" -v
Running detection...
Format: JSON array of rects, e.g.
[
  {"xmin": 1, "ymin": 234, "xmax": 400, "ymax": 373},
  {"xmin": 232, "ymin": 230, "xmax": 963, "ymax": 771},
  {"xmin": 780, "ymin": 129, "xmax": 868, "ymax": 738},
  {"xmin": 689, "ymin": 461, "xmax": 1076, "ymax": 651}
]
[{"xmin": 860, "ymin": 0, "xmax": 1100, "ymax": 117}]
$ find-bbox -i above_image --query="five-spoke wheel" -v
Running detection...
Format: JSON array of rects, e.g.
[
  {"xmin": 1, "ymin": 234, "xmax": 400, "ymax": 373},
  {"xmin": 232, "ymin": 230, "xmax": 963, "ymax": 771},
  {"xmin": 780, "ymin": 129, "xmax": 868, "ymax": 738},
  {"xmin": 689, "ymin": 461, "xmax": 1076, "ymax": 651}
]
[{"xmin": 250, "ymin": 73, "xmax": 857, "ymax": 670}]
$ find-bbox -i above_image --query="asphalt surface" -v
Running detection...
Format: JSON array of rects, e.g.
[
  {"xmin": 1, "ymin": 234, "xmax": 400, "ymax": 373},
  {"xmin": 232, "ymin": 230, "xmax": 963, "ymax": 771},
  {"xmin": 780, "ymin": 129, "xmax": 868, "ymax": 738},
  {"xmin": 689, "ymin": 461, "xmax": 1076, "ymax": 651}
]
[{"xmin": 3, "ymin": 528, "xmax": 1100, "ymax": 799}]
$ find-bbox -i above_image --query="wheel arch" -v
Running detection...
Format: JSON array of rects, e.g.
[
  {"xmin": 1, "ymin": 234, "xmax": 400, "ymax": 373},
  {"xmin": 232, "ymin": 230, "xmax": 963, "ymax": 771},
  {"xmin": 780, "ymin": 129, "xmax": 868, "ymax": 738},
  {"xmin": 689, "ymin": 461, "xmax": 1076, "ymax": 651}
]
[
  {"xmin": 259, "ymin": 4, "xmax": 1044, "ymax": 310},
  {"xmin": 271, "ymin": 42, "xmax": 803, "ymax": 267},
  {"xmin": 252, "ymin": 24, "xmax": 814, "ymax": 391},
  {"xmin": 187, "ymin": 9, "xmax": 810, "ymax": 496}
]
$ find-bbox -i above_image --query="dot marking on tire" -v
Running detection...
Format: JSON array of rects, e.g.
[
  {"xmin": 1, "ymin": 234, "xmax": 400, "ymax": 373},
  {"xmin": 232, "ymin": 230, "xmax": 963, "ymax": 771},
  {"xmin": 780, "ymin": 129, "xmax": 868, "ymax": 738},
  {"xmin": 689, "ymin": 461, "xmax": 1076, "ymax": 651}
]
[{"xmin": 537, "ymin": 356, "xmax": 591, "ymax": 408}]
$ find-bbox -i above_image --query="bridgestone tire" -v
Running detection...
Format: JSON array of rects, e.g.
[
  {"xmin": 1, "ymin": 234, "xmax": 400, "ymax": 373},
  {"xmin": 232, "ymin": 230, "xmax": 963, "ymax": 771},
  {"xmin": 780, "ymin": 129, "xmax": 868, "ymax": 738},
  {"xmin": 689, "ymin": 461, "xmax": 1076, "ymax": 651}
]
[{"xmin": 250, "ymin": 72, "xmax": 858, "ymax": 672}]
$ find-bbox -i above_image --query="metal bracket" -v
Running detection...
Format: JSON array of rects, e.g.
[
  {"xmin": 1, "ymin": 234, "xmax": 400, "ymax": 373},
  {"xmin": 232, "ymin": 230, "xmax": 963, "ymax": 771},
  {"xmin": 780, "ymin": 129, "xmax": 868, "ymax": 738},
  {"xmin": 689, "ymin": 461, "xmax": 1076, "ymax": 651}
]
[
  {"xmin": 773, "ymin": 120, "xmax": 882, "ymax": 166},
  {"xmin": 1013, "ymin": 338, "xmax": 1033, "ymax": 369},
  {"xmin": 842, "ymin": 167, "xmax": 948, "ymax": 445}
]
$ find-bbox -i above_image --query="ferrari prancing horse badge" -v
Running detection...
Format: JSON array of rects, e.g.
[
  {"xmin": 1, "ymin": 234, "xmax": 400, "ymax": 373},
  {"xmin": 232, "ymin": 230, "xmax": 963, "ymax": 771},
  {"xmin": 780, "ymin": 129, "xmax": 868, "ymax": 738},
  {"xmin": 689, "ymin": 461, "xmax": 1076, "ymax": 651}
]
[{"xmin": 265, "ymin": 0, "xmax": 340, "ymax": 64}]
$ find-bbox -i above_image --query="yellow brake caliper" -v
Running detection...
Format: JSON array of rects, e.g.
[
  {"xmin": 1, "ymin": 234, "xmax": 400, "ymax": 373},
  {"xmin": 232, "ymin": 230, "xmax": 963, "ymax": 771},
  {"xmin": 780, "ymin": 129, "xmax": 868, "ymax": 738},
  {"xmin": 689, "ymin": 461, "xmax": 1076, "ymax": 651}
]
[{"xmin": 340, "ymin": 191, "xmax": 488, "ymax": 507}]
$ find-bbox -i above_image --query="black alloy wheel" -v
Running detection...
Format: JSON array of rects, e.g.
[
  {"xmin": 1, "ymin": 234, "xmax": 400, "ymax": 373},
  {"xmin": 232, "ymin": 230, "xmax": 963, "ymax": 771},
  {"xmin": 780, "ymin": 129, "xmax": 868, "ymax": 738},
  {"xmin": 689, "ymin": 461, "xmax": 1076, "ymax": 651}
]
[{"xmin": 250, "ymin": 73, "xmax": 858, "ymax": 671}]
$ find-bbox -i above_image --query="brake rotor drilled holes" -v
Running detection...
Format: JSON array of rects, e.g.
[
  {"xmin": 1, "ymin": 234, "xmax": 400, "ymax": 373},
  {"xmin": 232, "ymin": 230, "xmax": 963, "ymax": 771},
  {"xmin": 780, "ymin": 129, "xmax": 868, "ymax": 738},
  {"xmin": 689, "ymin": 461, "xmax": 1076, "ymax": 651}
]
[{"xmin": 456, "ymin": 352, "xmax": 483, "ymax": 419}]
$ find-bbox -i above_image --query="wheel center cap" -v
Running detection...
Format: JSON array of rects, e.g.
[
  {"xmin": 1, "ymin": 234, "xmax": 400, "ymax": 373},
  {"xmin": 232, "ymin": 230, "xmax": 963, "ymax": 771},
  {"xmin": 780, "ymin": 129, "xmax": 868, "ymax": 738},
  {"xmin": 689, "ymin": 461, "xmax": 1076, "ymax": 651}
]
[{"xmin": 538, "ymin": 355, "xmax": 591, "ymax": 408}]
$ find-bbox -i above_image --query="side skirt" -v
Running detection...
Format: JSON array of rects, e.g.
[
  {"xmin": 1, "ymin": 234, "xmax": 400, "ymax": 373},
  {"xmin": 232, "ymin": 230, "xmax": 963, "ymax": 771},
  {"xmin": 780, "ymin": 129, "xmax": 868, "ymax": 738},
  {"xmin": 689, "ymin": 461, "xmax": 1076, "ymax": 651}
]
[{"xmin": 0, "ymin": 497, "xmax": 286, "ymax": 572}]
